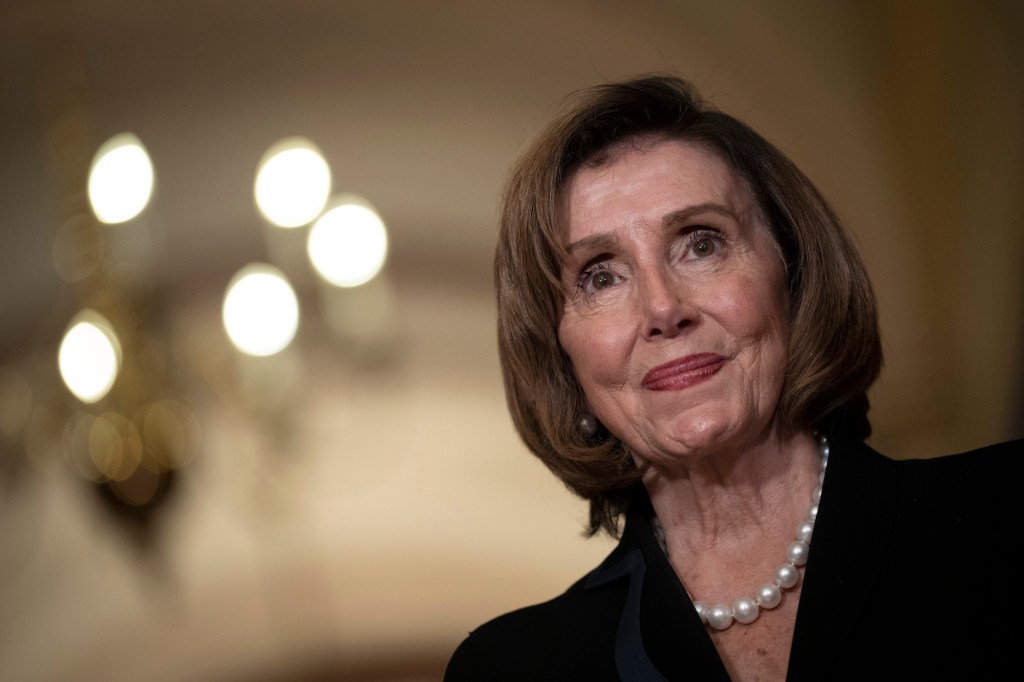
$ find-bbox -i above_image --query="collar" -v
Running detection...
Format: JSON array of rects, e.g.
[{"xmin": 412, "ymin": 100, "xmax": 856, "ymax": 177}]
[{"xmin": 582, "ymin": 439, "xmax": 899, "ymax": 681}]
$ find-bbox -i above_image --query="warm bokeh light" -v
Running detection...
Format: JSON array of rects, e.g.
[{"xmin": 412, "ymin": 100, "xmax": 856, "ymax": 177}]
[
  {"xmin": 254, "ymin": 137, "xmax": 332, "ymax": 228},
  {"xmin": 87, "ymin": 133, "xmax": 155, "ymax": 224},
  {"xmin": 58, "ymin": 311, "xmax": 122, "ymax": 404},
  {"xmin": 89, "ymin": 412, "xmax": 143, "ymax": 481},
  {"xmin": 53, "ymin": 214, "xmax": 103, "ymax": 283},
  {"xmin": 64, "ymin": 412, "xmax": 103, "ymax": 481},
  {"xmin": 222, "ymin": 264, "xmax": 300, "ymax": 356},
  {"xmin": 139, "ymin": 398, "xmax": 202, "ymax": 470},
  {"xmin": 308, "ymin": 196, "xmax": 388, "ymax": 287}
]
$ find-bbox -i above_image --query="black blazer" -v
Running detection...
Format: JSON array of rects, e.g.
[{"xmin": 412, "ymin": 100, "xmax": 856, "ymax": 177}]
[{"xmin": 445, "ymin": 438, "xmax": 1022, "ymax": 681}]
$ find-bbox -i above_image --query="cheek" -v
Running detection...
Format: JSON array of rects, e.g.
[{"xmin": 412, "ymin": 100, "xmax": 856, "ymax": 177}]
[
  {"xmin": 710, "ymin": 286, "xmax": 768, "ymax": 333},
  {"xmin": 557, "ymin": 317, "xmax": 587, "ymax": 375},
  {"xmin": 710, "ymin": 278, "xmax": 789, "ymax": 353},
  {"xmin": 757, "ymin": 274, "xmax": 791, "ymax": 346},
  {"xmin": 559, "ymin": 311, "xmax": 637, "ymax": 384}
]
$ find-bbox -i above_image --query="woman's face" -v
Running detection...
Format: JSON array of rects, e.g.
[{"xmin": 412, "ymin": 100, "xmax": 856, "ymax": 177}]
[{"xmin": 557, "ymin": 139, "xmax": 790, "ymax": 465}]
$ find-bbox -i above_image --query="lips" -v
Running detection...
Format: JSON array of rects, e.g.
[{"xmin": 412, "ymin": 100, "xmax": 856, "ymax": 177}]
[{"xmin": 642, "ymin": 352, "xmax": 725, "ymax": 391}]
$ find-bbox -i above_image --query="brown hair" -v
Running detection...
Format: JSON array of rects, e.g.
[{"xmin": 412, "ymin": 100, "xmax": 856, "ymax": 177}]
[{"xmin": 495, "ymin": 74, "xmax": 882, "ymax": 537}]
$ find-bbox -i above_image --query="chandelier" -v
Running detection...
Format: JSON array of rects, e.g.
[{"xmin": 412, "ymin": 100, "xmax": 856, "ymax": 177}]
[{"xmin": 1, "ymin": 51, "xmax": 393, "ymax": 546}]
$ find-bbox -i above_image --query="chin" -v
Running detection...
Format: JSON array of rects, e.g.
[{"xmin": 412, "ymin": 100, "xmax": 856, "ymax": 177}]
[{"xmin": 659, "ymin": 413, "xmax": 764, "ymax": 457}]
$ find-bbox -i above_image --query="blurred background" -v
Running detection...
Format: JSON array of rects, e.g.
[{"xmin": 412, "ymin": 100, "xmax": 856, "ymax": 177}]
[{"xmin": 1, "ymin": 1, "xmax": 1022, "ymax": 680}]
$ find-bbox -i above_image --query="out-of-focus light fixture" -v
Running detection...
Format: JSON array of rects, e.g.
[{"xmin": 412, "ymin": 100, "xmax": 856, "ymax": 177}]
[
  {"xmin": 222, "ymin": 263, "xmax": 300, "ymax": 356},
  {"xmin": 87, "ymin": 133, "xmax": 155, "ymax": 224},
  {"xmin": 58, "ymin": 310, "xmax": 122, "ymax": 404},
  {"xmin": 88, "ymin": 411, "xmax": 143, "ymax": 482},
  {"xmin": 0, "ymin": 366, "xmax": 33, "ymax": 439},
  {"xmin": 254, "ymin": 137, "xmax": 332, "ymax": 228},
  {"xmin": 308, "ymin": 195, "xmax": 388, "ymax": 287}
]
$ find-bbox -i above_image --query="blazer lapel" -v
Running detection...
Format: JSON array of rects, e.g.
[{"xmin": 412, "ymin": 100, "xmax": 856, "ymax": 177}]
[
  {"xmin": 787, "ymin": 439, "xmax": 898, "ymax": 680},
  {"xmin": 586, "ymin": 494, "xmax": 731, "ymax": 682}
]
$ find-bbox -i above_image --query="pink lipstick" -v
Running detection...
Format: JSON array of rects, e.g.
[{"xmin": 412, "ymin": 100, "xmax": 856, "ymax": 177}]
[{"xmin": 642, "ymin": 353, "xmax": 724, "ymax": 391}]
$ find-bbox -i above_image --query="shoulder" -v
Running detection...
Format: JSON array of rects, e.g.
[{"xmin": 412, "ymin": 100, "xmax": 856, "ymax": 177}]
[
  {"xmin": 903, "ymin": 436, "xmax": 1023, "ymax": 462},
  {"xmin": 885, "ymin": 437, "xmax": 1022, "ymax": 490},
  {"xmin": 866, "ymin": 437, "xmax": 1023, "ymax": 539},
  {"xmin": 854, "ymin": 435, "xmax": 1020, "ymax": 480},
  {"xmin": 443, "ymin": 573, "xmax": 624, "ymax": 681}
]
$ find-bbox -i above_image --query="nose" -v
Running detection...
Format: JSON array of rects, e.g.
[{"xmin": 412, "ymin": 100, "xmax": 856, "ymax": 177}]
[{"xmin": 640, "ymin": 268, "xmax": 693, "ymax": 340}]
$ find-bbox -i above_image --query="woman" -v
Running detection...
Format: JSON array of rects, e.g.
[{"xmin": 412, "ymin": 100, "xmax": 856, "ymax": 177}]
[{"xmin": 445, "ymin": 75, "xmax": 1019, "ymax": 681}]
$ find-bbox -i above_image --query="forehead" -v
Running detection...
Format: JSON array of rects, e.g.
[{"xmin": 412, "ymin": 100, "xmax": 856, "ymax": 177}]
[{"xmin": 557, "ymin": 139, "xmax": 753, "ymax": 240}]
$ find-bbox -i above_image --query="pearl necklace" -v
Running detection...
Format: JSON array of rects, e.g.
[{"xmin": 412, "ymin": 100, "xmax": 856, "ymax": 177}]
[{"xmin": 652, "ymin": 434, "xmax": 829, "ymax": 631}]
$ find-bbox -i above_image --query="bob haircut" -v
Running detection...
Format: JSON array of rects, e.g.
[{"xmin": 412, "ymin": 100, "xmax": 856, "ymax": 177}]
[{"xmin": 495, "ymin": 74, "xmax": 882, "ymax": 537}]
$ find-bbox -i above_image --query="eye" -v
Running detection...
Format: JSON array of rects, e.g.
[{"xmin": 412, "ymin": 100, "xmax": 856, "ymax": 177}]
[
  {"xmin": 691, "ymin": 237, "xmax": 715, "ymax": 257},
  {"xmin": 591, "ymin": 269, "xmax": 616, "ymax": 290},
  {"xmin": 683, "ymin": 229, "xmax": 724, "ymax": 259},
  {"xmin": 577, "ymin": 262, "xmax": 621, "ymax": 294}
]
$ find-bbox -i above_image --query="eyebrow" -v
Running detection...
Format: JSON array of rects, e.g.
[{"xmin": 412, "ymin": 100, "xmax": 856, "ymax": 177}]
[
  {"xmin": 564, "ymin": 232, "xmax": 618, "ymax": 256},
  {"xmin": 661, "ymin": 202, "xmax": 740, "ymax": 227},
  {"xmin": 563, "ymin": 201, "xmax": 740, "ymax": 255}
]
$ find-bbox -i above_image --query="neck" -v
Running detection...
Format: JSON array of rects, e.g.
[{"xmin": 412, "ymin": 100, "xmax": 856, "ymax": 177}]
[
  {"xmin": 644, "ymin": 430, "xmax": 828, "ymax": 631},
  {"xmin": 643, "ymin": 430, "xmax": 820, "ymax": 543}
]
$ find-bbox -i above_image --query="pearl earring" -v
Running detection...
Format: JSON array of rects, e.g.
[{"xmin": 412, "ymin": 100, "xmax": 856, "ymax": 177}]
[{"xmin": 579, "ymin": 413, "xmax": 598, "ymax": 437}]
